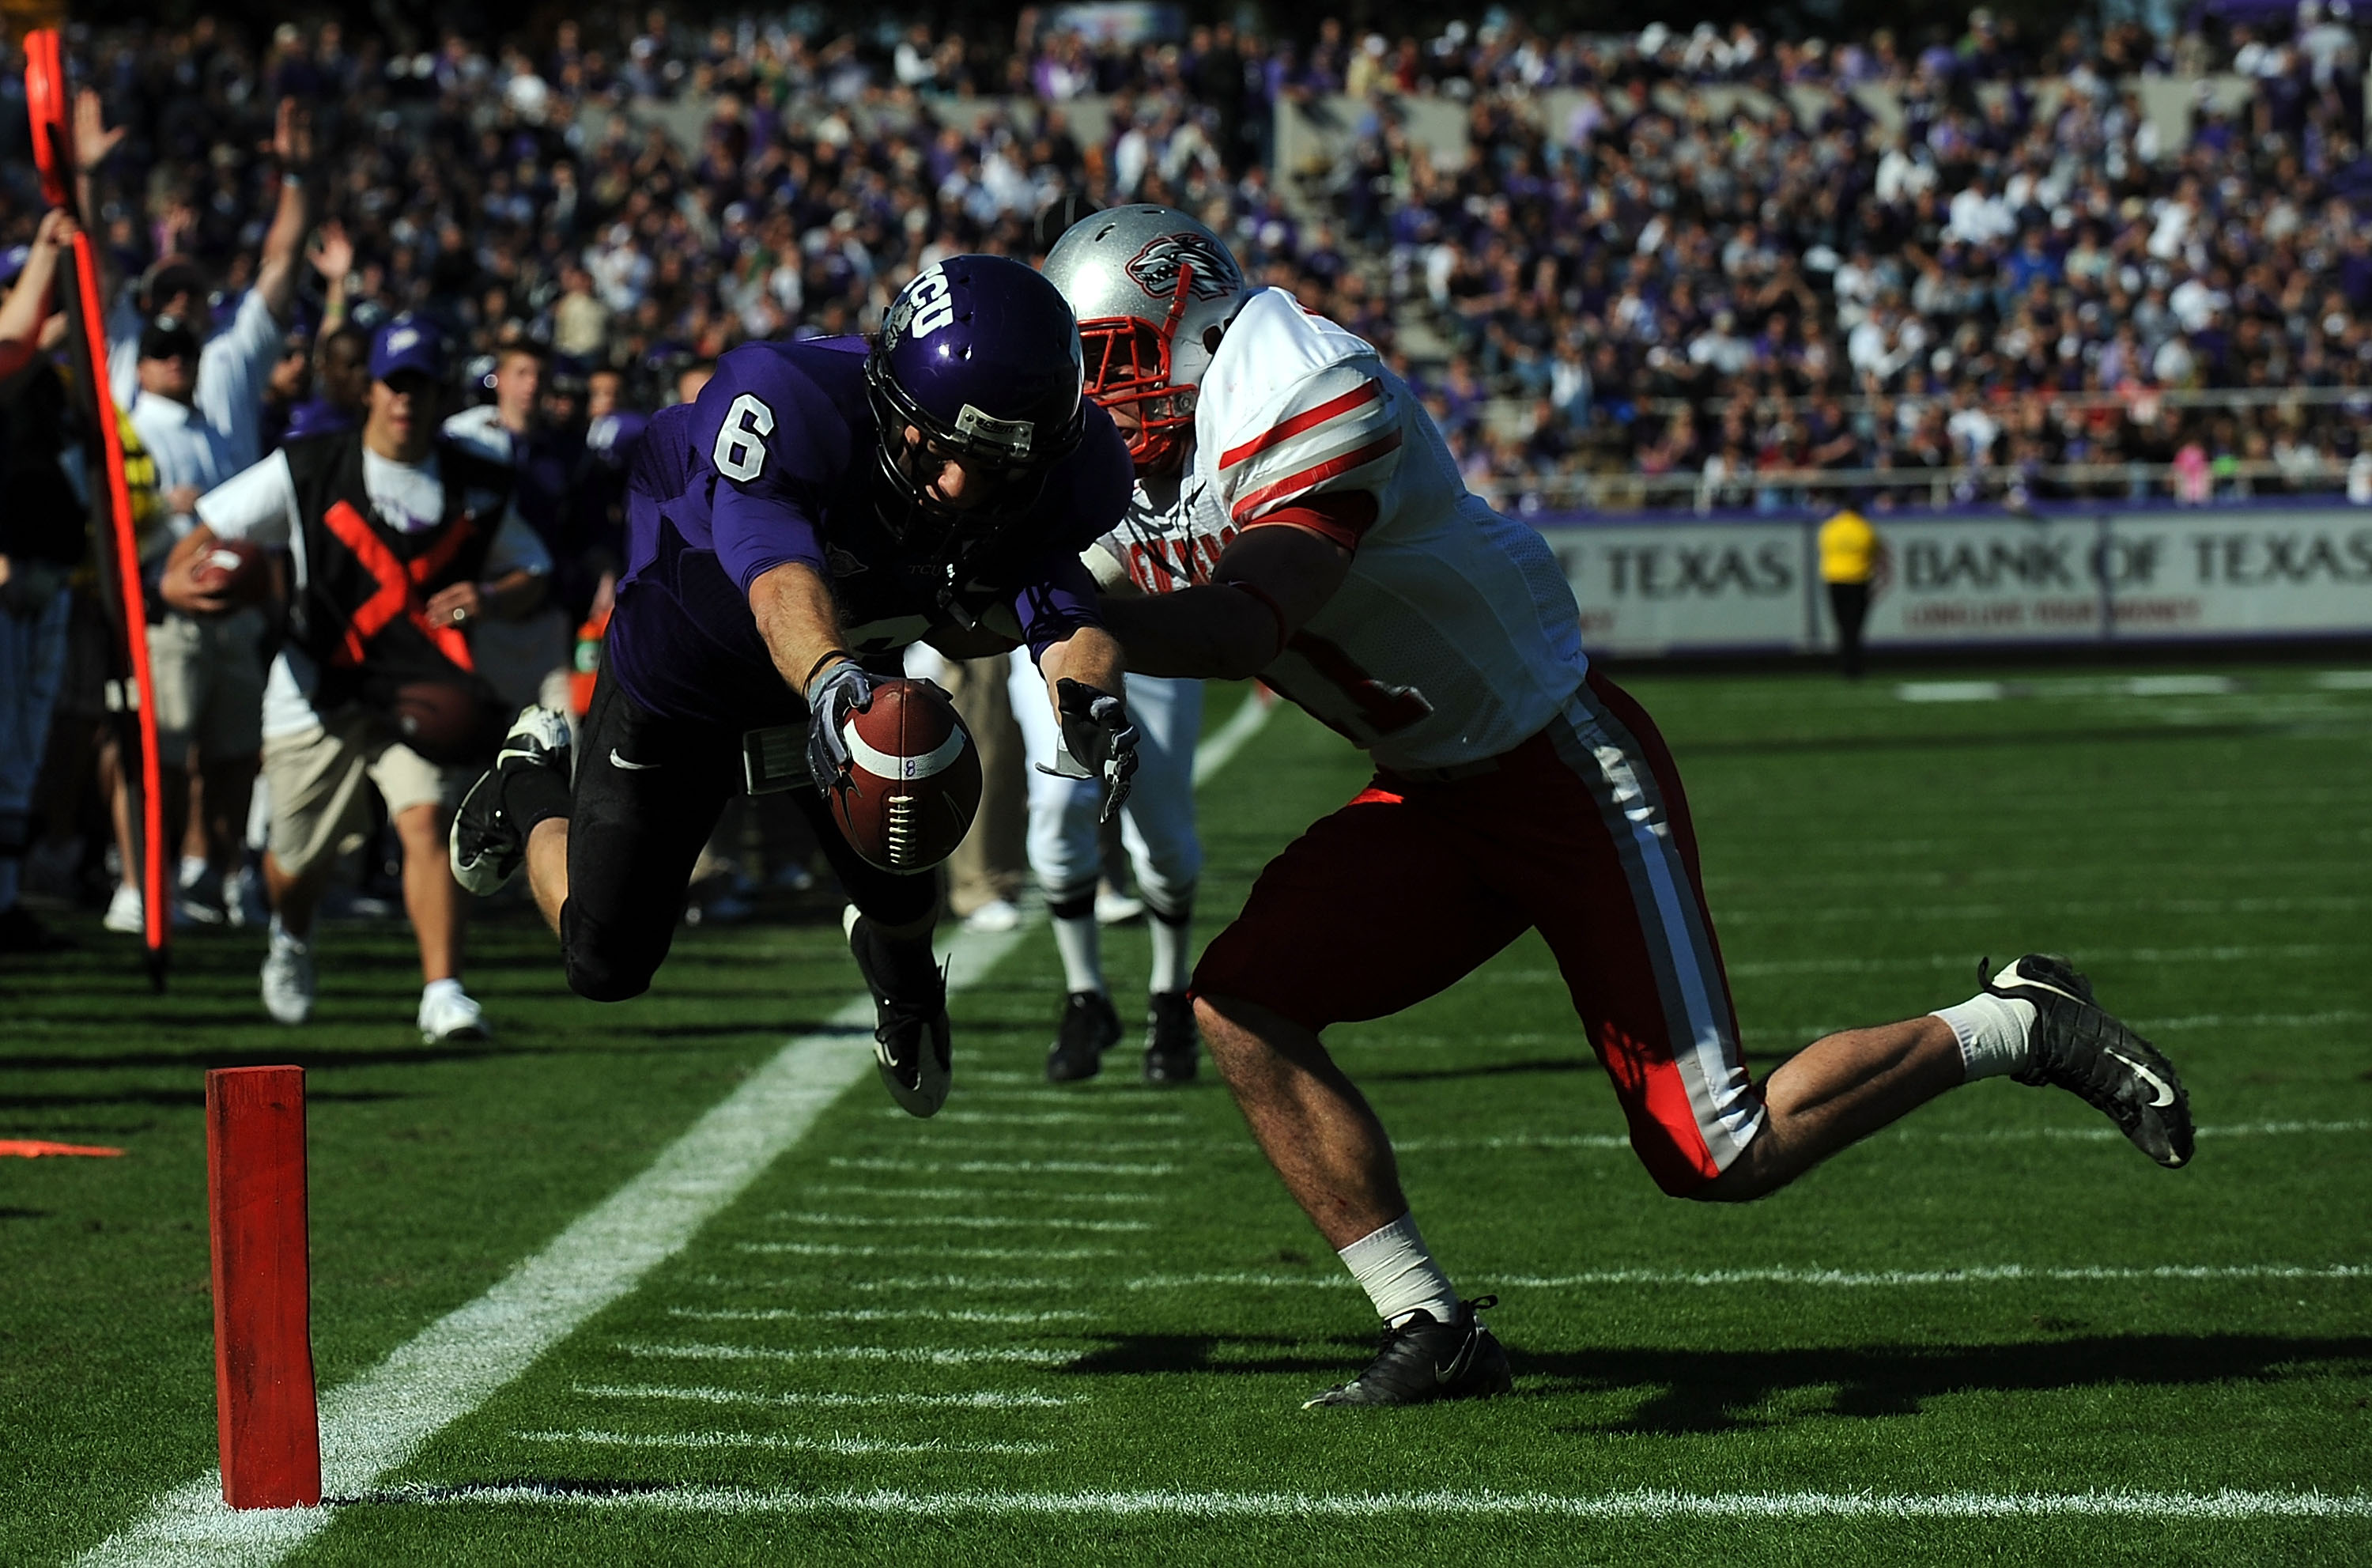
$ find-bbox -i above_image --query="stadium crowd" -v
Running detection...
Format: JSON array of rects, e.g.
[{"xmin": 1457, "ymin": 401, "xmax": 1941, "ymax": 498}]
[
  {"xmin": 1, "ymin": 4, "xmax": 2368, "ymax": 973},
  {"xmin": 6, "ymin": 5, "xmax": 2365, "ymax": 515}
]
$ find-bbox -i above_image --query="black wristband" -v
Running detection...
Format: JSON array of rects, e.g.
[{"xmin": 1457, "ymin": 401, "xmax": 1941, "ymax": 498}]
[{"xmin": 803, "ymin": 648, "xmax": 856, "ymax": 690}]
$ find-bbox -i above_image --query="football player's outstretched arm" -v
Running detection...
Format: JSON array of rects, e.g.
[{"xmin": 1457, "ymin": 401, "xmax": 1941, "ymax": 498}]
[
  {"xmin": 1037, "ymin": 624, "xmax": 1126, "ymax": 706},
  {"xmin": 749, "ymin": 559, "xmax": 856, "ymax": 697},
  {"xmin": 1099, "ymin": 521, "xmax": 1354, "ymax": 682}
]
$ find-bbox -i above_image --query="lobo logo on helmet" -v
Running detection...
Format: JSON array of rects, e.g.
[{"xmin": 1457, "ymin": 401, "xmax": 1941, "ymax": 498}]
[
  {"xmin": 896, "ymin": 266, "xmax": 956, "ymax": 341},
  {"xmin": 1125, "ymin": 232, "xmax": 1240, "ymax": 304}
]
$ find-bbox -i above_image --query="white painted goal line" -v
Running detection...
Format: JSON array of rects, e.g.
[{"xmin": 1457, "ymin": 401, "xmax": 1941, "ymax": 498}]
[
  {"xmin": 71, "ymin": 690, "xmax": 1279, "ymax": 1567},
  {"xmin": 345, "ymin": 1482, "xmax": 2372, "ymax": 1521}
]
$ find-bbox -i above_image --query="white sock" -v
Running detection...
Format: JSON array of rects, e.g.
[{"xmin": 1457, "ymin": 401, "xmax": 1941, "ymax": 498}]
[
  {"xmin": 1337, "ymin": 1211, "xmax": 1461, "ymax": 1328},
  {"xmin": 422, "ymin": 977, "xmax": 464, "ymax": 1007},
  {"xmin": 179, "ymin": 853, "xmax": 210, "ymax": 889},
  {"xmin": 1052, "ymin": 912, "xmax": 1103, "ymax": 996},
  {"xmin": 1932, "ymin": 965, "xmax": 2038, "ymax": 1080},
  {"xmin": 269, "ymin": 913, "xmax": 308, "ymax": 952},
  {"xmin": 1148, "ymin": 912, "xmax": 1193, "ymax": 996}
]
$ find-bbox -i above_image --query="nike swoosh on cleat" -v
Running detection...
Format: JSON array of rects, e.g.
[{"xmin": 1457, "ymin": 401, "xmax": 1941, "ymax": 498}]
[
  {"xmin": 2106, "ymin": 1048, "xmax": 2177, "ymax": 1109},
  {"xmin": 1434, "ymin": 1337, "xmax": 1477, "ymax": 1385},
  {"xmin": 608, "ymin": 749, "xmax": 660, "ymax": 770}
]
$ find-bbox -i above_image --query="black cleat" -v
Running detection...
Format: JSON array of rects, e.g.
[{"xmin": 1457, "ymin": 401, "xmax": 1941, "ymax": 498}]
[
  {"xmin": 449, "ymin": 706, "xmax": 572, "ymax": 896},
  {"xmin": 1143, "ymin": 989, "xmax": 1198, "ymax": 1084},
  {"xmin": 1984, "ymin": 954, "xmax": 2194, "ymax": 1169},
  {"xmin": 1302, "ymin": 1296, "xmax": 1512, "ymax": 1408},
  {"xmin": 848, "ymin": 914, "xmax": 951, "ymax": 1117},
  {"xmin": 1045, "ymin": 988, "xmax": 1122, "ymax": 1082}
]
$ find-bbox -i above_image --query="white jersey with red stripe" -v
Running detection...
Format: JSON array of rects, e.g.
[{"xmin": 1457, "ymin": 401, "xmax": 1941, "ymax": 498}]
[{"xmin": 1086, "ymin": 288, "xmax": 1588, "ymax": 772}]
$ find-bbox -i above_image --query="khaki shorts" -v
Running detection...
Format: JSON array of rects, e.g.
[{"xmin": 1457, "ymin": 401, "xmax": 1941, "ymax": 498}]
[
  {"xmin": 147, "ymin": 607, "xmax": 267, "ymax": 767},
  {"xmin": 262, "ymin": 707, "xmax": 457, "ymax": 878}
]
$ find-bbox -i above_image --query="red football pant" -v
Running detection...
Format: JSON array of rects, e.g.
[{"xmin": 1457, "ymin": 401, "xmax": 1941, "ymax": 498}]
[{"xmin": 1195, "ymin": 671, "xmax": 1765, "ymax": 1195}]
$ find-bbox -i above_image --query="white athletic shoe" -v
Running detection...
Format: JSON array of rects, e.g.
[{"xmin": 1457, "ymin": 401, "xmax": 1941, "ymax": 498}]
[
  {"xmin": 104, "ymin": 884, "xmax": 185, "ymax": 933},
  {"xmin": 261, "ymin": 927, "xmax": 315, "ymax": 1025},
  {"xmin": 961, "ymin": 897, "xmax": 1022, "ymax": 934},
  {"xmin": 1094, "ymin": 890, "xmax": 1145, "ymax": 927},
  {"xmin": 417, "ymin": 985, "xmax": 490, "ymax": 1044},
  {"xmin": 103, "ymin": 883, "xmax": 145, "ymax": 933}
]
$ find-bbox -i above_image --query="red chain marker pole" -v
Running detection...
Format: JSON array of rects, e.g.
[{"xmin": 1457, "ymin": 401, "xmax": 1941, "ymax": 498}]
[
  {"xmin": 205, "ymin": 1067, "xmax": 321, "ymax": 1509},
  {"xmin": 24, "ymin": 28, "xmax": 172, "ymax": 984}
]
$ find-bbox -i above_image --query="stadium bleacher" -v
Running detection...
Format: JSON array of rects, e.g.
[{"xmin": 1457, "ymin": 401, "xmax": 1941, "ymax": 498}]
[{"xmin": 10, "ymin": 6, "xmax": 2363, "ymax": 518}]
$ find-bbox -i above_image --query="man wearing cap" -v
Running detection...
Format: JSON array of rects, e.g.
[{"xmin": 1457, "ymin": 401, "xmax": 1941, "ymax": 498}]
[
  {"xmin": 161, "ymin": 318, "xmax": 552, "ymax": 1042},
  {"xmin": 81, "ymin": 95, "xmax": 318, "ymax": 932}
]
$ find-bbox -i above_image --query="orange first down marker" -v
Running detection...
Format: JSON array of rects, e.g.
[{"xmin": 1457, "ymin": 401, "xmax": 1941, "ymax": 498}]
[{"xmin": 206, "ymin": 1066, "xmax": 322, "ymax": 1508}]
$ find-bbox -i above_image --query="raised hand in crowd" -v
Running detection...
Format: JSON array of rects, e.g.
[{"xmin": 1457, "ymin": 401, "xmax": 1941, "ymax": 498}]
[
  {"xmin": 0, "ymin": 210, "xmax": 77, "ymax": 380},
  {"xmin": 307, "ymin": 221, "xmax": 355, "ymax": 333}
]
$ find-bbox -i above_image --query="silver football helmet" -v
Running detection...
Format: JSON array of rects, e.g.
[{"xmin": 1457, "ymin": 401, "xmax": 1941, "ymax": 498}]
[{"xmin": 1041, "ymin": 205, "xmax": 1245, "ymax": 470}]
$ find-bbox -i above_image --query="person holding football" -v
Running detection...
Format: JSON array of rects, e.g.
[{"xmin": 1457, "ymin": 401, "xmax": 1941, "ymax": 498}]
[
  {"xmin": 1044, "ymin": 206, "xmax": 2194, "ymax": 1409},
  {"xmin": 448, "ymin": 257, "xmax": 1139, "ymax": 1118}
]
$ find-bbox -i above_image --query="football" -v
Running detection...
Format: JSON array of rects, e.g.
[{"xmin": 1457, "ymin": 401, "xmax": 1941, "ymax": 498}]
[
  {"xmin": 391, "ymin": 680, "xmax": 505, "ymax": 766},
  {"xmin": 188, "ymin": 538, "xmax": 272, "ymax": 609},
  {"xmin": 825, "ymin": 679, "xmax": 981, "ymax": 874}
]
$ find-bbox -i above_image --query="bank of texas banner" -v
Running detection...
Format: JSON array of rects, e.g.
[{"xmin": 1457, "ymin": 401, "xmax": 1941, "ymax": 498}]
[{"xmin": 1535, "ymin": 507, "xmax": 2372, "ymax": 656}]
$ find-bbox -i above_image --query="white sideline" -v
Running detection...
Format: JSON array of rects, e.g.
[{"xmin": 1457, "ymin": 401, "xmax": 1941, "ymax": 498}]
[
  {"xmin": 74, "ymin": 689, "xmax": 1278, "ymax": 1566},
  {"xmin": 353, "ymin": 1483, "xmax": 2372, "ymax": 1521}
]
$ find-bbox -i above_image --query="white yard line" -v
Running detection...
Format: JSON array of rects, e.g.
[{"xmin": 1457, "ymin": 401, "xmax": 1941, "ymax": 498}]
[
  {"xmin": 769, "ymin": 1211, "xmax": 1152, "ymax": 1232},
  {"xmin": 669, "ymin": 1305, "xmax": 1091, "ymax": 1324},
  {"xmin": 74, "ymin": 689, "xmax": 1281, "ymax": 1565},
  {"xmin": 615, "ymin": 1341, "xmax": 1082, "ymax": 1366},
  {"xmin": 882, "ymin": 1109, "xmax": 1188, "ymax": 1124},
  {"xmin": 1101, "ymin": 1264, "xmax": 2370, "ymax": 1291},
  {"xmin": 825, "ymin": 1156, "xmax": 1180, "ymax": 1176},
  {"xmin": 735, "ymin": 1241, "xmax": 1120, "ymax": 1260},
  {"xmin": 353, "ymin": 1483, "xmax": 2372, "ymax": 1521},
  {"xmin": 511, "ymin": 1429, "xmax": 1049, "ymax": 1456},
  {"xmin": 1400, "ymin": 1120, "xmax": 2370, "ymax": 1154},
  {"xmin": 1725, "ymin": 944, "xmax": 2347, "ymax": 978},
  {"xmin": 798, "ymin": 1185, "xmax": 1160, "ymax": 1203},
  {"xmin": 572, "ymin": 1382, "xmax": 1078, "ymax": 1410}
]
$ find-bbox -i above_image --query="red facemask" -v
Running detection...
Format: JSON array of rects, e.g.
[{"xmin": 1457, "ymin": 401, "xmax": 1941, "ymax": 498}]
[{"xmin": 1077, "ymin": 263, "xmax": 1203, "ymax": 471}]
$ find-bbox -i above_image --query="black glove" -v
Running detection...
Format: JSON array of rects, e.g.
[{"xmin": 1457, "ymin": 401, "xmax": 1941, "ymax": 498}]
[
  {"xmin": 1052, "ymin": 678, "xmax": 1139, "ymax": 824},
  {"xmin": 804, "ymin": 657, "xmax": 882, "ymax": 795}
]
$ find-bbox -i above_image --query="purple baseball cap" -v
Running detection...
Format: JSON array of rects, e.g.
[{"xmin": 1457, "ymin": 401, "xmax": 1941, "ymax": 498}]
[{"xmin": 368, "ymin": 316, "xmax": 447, "ymax": 383}]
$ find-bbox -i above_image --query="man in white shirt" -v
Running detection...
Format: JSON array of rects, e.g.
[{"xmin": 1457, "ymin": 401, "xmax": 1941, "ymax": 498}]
[
  {"xmin": 441, "ymin": 342, "xmax": 574, "ymax": 714},
  {"xmin": 163, "ymin": 319, "xmax": 550, "ymax": 1043},
  {"xmin": 92, "ymin": 96, "xmax": 315, "ymax": 934}
]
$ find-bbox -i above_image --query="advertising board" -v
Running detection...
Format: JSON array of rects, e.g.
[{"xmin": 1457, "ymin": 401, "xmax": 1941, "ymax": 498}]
[{"xmin": 1534, "ymin": 506, "xmax": 2372, "ymax": 656}]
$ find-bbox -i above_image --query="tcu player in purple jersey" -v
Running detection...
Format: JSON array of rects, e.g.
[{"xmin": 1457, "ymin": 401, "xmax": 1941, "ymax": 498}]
[{"xmin": 450, "ymin": 259, "xmax": 1141, "ymax": 1116}]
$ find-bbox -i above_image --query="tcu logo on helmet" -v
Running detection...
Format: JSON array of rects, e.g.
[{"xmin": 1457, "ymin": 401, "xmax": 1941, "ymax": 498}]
[
  {"xmin": 890, "ymin": 266, "xmax": 957, "ymax": 342},
  {"xmin": 1126, "ymin": 232, "xmax": 1239, "ymax": 304}
]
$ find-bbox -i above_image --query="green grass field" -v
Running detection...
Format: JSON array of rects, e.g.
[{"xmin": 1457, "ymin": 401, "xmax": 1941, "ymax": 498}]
[{"xmin": 6, "ymin": 665, "xmax": 2370, "ymax": 1566}]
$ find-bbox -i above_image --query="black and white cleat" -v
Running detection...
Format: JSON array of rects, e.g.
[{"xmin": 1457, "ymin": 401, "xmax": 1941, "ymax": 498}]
[
  {"xmin": 1985, "ymin": 953, "xmax": 2194, "ymax": 1169},
  {"xmin": 1301, "ymin": 1297, "xmax": 1513, "ymax": 1409},
  {"xmin": 449, "ymin": 706, "xmax": 572, "ymax": 896}
]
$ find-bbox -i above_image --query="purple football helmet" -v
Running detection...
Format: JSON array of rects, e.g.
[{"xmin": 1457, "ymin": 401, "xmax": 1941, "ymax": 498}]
[{"xmin": 866, "ymin": 255, "xmax": 1085, "ymax": 563}]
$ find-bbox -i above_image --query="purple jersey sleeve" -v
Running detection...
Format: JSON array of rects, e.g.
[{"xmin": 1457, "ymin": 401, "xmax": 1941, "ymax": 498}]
[
  {"xmin": 695, "ymin": 348, "xmax": 859, "ymax": 592},
  {"xmin": 1011, "ymin": 548, "xmax": 1104, "ymax": 661}
]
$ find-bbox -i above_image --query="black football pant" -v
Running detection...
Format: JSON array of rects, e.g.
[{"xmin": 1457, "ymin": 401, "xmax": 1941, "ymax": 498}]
[
  {"xmin": 1827, "ymin": 580, "xmax": 1871, "ymax": 679},
  {"xmin": 559, "ymin": 674, "xmax": 936, "ymax": 1002}
]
